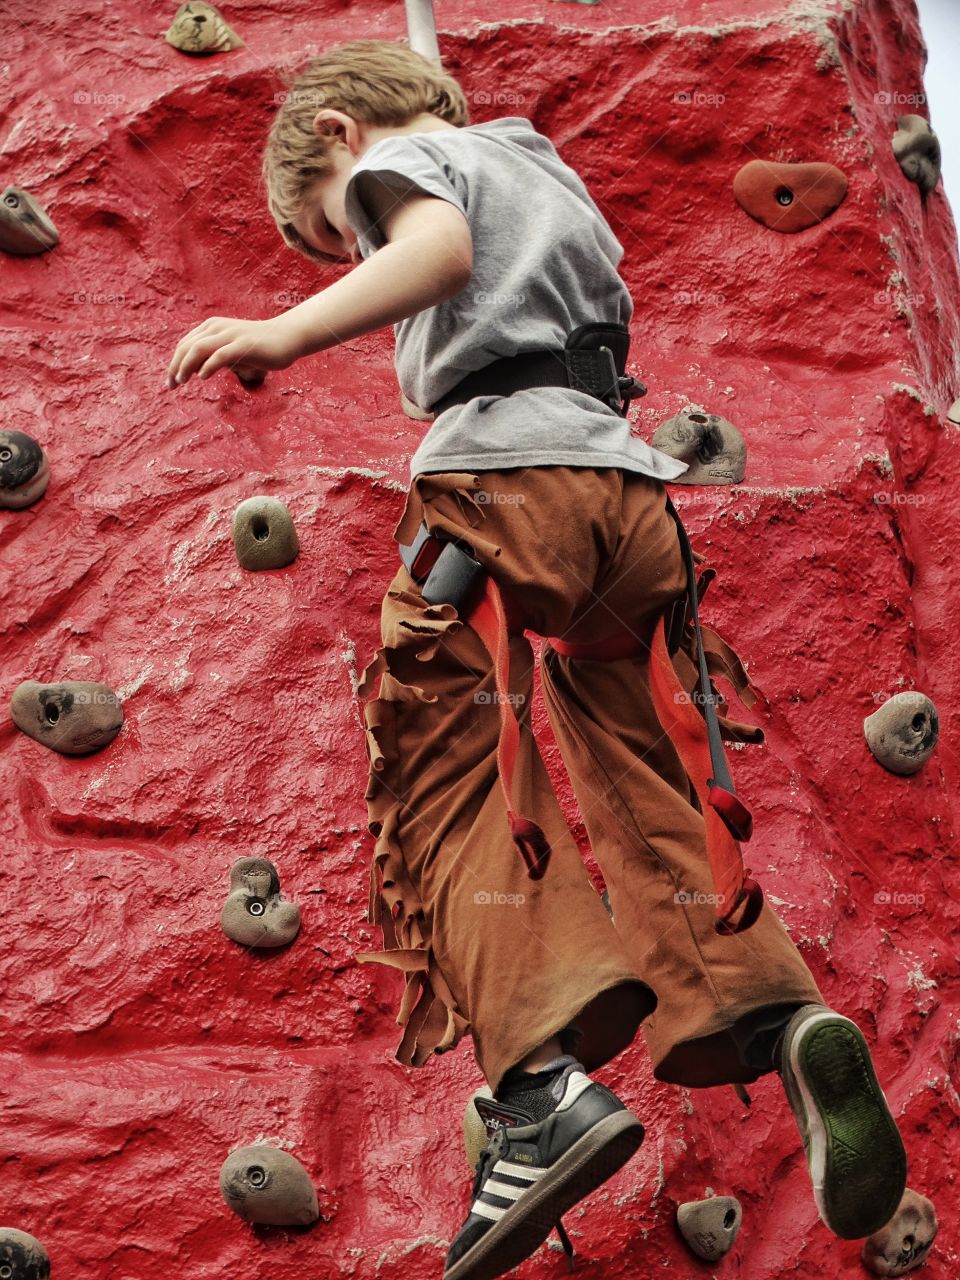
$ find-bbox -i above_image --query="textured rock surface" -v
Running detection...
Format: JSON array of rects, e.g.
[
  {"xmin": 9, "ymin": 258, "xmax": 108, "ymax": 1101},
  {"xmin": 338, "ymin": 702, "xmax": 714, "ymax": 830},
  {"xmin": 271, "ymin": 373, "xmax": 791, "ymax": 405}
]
[{"xmin": 2, "ymin": 0, "xmax": 959, "ymax": 1277}]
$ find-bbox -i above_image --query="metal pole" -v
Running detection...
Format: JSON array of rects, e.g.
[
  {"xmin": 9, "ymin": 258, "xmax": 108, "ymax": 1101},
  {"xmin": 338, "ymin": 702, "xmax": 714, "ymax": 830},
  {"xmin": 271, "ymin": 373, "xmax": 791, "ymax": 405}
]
[{"xmin": 404, "ymin": 0, "xmax": 441, "ymax": 66}]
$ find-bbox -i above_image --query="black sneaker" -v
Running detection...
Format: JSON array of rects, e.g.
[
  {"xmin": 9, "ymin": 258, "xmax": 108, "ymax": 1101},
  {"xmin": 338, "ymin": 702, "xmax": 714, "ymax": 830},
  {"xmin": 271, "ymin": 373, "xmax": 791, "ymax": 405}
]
[
  {"xmin": 778, "ymin": 1004, "xmax": 908, "ymax": 1239},
  {"xmin": 442, "ymin": 1057, "xmax": 644, "ymax": 1280}
]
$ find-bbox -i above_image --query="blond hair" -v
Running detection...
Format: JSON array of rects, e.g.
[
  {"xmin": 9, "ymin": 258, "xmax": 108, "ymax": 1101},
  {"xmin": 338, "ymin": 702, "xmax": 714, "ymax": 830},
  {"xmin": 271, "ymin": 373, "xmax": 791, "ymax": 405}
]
[{"xmin": 262, "ymin": 39, "xmax": 469, "ymax": 261}]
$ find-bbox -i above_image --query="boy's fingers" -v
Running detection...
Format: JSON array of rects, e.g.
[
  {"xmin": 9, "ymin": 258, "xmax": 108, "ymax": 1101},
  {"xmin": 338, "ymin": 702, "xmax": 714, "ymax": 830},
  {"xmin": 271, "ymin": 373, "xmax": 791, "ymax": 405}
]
[{"xmin": 196, "ymin": 341, "xmax": 249, "ymax": 381}]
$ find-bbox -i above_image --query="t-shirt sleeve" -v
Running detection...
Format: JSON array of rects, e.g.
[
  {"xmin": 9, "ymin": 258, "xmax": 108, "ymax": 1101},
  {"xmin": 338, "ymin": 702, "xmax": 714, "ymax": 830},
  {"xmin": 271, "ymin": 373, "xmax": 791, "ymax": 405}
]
[{"xmin": 344, "ymin": 137, "xmax": 468, "ymax": 256}]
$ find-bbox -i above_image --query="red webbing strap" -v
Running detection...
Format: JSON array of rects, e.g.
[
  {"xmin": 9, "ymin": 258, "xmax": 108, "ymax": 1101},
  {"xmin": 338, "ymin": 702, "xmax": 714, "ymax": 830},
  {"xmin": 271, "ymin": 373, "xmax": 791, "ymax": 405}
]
[
  {"xmin": 465, "ymin": 575, "xmax": 552, "ymax": 880},
  {"xmin": 646, "ymin": 611, "xmax": 763, "ymax": 934}
]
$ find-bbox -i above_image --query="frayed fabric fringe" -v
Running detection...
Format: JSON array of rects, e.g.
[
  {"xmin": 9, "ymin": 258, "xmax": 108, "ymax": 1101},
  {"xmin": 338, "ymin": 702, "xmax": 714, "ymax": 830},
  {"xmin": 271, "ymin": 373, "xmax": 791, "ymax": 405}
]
[{"xmin": 352, "ymin": 588, "xmax": 471, "ymax": 1067}]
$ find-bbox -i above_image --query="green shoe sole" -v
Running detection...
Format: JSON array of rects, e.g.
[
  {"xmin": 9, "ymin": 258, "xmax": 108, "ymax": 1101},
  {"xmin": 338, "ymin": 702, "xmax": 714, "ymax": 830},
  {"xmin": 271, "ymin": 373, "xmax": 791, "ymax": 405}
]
[{"xmin": 780, "ymin": 1007, "xmax": 907, "ymax": 1240}]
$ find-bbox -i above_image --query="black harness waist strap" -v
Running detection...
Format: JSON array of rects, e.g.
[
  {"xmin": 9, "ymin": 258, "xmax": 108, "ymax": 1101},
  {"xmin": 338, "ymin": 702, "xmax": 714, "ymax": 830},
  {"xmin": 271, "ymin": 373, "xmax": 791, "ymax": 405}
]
[{"xmin": 429, "ymin": 321, "xmax": 647, "ymax": 418}]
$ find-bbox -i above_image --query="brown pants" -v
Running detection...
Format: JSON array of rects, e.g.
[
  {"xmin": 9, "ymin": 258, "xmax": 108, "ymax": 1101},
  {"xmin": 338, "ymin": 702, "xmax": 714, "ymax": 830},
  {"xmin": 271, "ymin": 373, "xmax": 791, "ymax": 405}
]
[{"xmin": 354, "ymin": 466, "xmax": 823, "ymax": 1095}]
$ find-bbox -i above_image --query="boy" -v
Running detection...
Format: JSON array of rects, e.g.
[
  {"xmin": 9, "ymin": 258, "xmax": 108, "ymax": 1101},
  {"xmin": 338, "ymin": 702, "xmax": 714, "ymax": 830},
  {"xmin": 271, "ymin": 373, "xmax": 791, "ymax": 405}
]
[{"xmin": 166, "ymin": 39, "xmax": 908, "ymax": 1280}]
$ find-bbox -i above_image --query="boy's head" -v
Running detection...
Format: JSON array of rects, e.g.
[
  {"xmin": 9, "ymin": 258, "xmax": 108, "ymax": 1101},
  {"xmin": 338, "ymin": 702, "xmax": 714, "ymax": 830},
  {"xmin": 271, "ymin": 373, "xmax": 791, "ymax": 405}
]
[{"xmin": 263, "ymin": 39, "xmax": 469, "ymax": 264}]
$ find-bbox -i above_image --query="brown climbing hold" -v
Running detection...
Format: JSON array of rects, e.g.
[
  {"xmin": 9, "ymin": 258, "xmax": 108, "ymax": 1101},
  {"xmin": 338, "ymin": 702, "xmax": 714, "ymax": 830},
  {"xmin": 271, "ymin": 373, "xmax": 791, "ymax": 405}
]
[
  {"xmin": 676, "ymin": 1194, "xmax": 742, "ymax": 1262},
  {"xmin": 0, "ymin": 1228, "xmax": 50, "ymax": 1280},
  {"xmin": 232, "ymin": 496, "xmax": 299, "ymax": 570},
  {"xmin": 861, "ymin": 1188, "xmax": 938, "ymax": 1276},
  {"xmin": 892, "ymin": 116, "xmax": 941, "ymax": 197},
  {"xmin": 864, "ymin": 692, "xmax": 939, "ymax": 776},
  {"xmin": 165, "ymin": 1, "xmax": 243, "ymax": 54},
  {"xmin": 462, "ymin": 1085, "xmax": 495, "ymax": 1170},
  {"xmin": 652, "ymin": 408, "xmax": 746, "ymax": 484},
  {"xmin": 10, "ymin": 680, "xmax": 123, "ymax": 755},
  {"xmin": 0, "ymin": 430, "xmax": 50, "ymax": 509},
  {"xmin": 219, "ymin": 1145, "xmax": 319, "ymax": 1226},
  {"xmin": 220, "ymin": 857, "xmax": 301, "ymax": 949},
  {"xmin": 733, "ymin": 160, "xmax": 847, "ymax": 232},
  {"xmin": 0, "ymin": 187, "xmax": 59, "ymax": 256}
]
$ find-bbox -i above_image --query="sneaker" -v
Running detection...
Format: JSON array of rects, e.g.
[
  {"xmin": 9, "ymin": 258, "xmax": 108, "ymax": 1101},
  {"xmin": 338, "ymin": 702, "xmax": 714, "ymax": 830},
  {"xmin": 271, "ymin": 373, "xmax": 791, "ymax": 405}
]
[
  {"xmin": 443, "ymin": 1056, "xmax": 644, "ymax": 1280},
  {"xmin": 778, "ymin": 1004, "xmax": 908, "ymax": 1239}
]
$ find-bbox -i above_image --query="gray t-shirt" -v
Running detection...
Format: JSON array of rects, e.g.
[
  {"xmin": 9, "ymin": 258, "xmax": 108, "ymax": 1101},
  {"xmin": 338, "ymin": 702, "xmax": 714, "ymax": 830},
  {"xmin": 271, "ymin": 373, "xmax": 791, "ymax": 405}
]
[{"xmin": 344, "ymin": 117, "xmax": 689, "ymax": 483}]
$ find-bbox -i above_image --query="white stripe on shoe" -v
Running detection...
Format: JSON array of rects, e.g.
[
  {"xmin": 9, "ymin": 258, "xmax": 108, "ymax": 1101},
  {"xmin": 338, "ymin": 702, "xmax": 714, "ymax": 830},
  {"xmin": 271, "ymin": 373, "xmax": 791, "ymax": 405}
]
[{"xmin": 493, "ymin": 1158, "xmax": 549, "ymax": 1179}]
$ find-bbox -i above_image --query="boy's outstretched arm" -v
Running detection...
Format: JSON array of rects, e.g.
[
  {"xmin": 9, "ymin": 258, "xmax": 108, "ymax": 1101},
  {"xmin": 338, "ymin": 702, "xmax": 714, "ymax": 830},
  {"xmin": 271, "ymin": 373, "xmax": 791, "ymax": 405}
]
[{"xmin": 165, "ymin": 188, "xmax": 472, "ymax": 389}]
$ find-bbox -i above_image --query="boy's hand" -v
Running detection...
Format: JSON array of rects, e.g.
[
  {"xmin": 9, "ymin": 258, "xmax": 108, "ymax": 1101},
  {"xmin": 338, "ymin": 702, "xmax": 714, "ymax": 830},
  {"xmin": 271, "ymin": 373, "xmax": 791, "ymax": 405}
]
[{"xmin": 165, "ymin": 315, "xmax": 304, "ymax": 389}]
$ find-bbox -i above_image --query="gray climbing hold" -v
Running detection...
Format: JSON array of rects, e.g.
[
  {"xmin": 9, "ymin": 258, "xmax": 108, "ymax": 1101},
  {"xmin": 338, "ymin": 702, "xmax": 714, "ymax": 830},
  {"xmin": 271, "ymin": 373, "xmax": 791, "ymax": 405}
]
[
  {"xmin": 892, "ymin": 115, "xmax": 941, "ymax": 196},
  {"xmin": 400, "ymin": 392, "xmax": 433, "ymax": 421},
  {"xmin": 676, "ymin": 1194, "xmax": 742, "ymax": 1262},
  {"xmin": 165, "ymin": 1, "xmax": 244, "ymax": 54},
  {"xmin": 232, "ymin": 496, "xmax": 299, "ymax": 570},
  {"xmin": 0, "ymin": 431, "xmax": 50, "ymax": 509},
  {"xmin": 652, "ymin": 408, "xmax": 746, "ymax": 485},
  {"xmin": 0, "ymin": 1229, "xmax": 50, "ymax": 1280},
  {"xmin": 600, "ymin": 887, "xmax": 614, "ymax": 923},
  {"xmin": 462, "ymin": 1085, "xmax": 495, "ymax": 1170},
  {"xmin": 0, "ymin": 188, "xmax": 59, "ymax": 256},
  {"xmin": 947, "ymin": 398, "xmax": 960, "ymax": 425},
  {"xmin": 864, "ymin": 692, "xmax": 939, "ymax": 776},
  {"xmin": 220, "ymin": 857, "xmax": 301, "ymax": 949},
  {"xmin": 10, "ymin": 680, "xmax": 123, "ymax": 755},
  {"xmin": 861, "ymin": 1188, "xmax": 938, "ymax": 1276},
  {"xmin": 219, "ymin": 1145, "xmax": 319, "ymax": 1226}
]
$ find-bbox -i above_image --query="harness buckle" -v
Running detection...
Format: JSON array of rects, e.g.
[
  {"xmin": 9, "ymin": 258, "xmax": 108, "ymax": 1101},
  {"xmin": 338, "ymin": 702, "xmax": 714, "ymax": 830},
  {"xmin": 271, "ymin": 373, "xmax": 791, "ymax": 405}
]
[{"xmin": 399, "ymin": 521, "xmax": 485, "ymax": 613}]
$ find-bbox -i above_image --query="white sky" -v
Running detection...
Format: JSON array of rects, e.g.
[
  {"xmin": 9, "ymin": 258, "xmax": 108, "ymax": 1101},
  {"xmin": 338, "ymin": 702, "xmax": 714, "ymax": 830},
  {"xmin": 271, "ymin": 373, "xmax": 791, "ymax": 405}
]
[{"xmin": 915, "ymin": 0, "xmax": 960, "ymax": 225}]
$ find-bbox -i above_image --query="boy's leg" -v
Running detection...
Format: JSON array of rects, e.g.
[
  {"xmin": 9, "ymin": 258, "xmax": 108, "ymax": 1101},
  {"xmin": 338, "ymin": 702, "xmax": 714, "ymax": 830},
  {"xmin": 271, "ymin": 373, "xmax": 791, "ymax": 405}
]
[
  {"xmin": 537, "ymin": 469, "xmax": 825, "ymax": 1086},
  {"xmin": 354, "ymin": 469, "xmax": 656, "ymax": 1097},
  {"xmin": 534, "ymin": 468, "xmax": 906, "ymax": 1238}
]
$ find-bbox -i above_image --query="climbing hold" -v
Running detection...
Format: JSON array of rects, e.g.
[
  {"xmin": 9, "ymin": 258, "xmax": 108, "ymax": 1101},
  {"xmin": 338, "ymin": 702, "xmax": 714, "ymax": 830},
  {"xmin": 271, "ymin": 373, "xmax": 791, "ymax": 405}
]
[
  {"xmin": 676, "ymin": 1194, "xmax": 742, "ymax": 1262},
  {"xmin": 652, "ymin": 408, "xmax": 746, "ymax": 484},
  {"xmin": 10, "ymin": 680, "xmax": 123, "ymax": 755},
  {"xmin": 947, "ymin": 398, "xmax": 960, "ymax": 425},
  {"xmin": 892, "ymin": 116, "xmax": 941, "ymax": 197},
  {"xmin": 861, "ymin": 1188, "xmax": 938, "ymax": 1276},
  {"xmin": 232, "ymin": 496, "xmax": 299, "ymax": 570},
  {"xmin": 219, "ymin": 1145, "xmax": 319, "ymax": 1226},
  {"xmin": 0, "ymin": 187, "xmax": 59, "ymax": 256},
  {"xmin": 462, "ymin": 1085, "xmax": 495, "ymax": 1170},
  {"xmin": 733, "ymin": 160, "xmax": 847, "ymax": 232},
  {"xmin": 0, "ymin": 1229, "xmax": 50, "ymax": 1280},
  {"xmin": 864, "ymin": 692, "xmax": 939, "ymax": 776},
  {"xmin": 400, "ymin": 392, "xmax": 433, "ymax": 421},
  {"xmin": 0, "ymin": 430, "xmax": 50, "ymax": 509},
  {"xmin": 165, "ymin": 1, "xmax": 243, "ymax": 54},
  {"xmin": 220, "ymin": 857, "xmax": 301, "ymax": 949}
]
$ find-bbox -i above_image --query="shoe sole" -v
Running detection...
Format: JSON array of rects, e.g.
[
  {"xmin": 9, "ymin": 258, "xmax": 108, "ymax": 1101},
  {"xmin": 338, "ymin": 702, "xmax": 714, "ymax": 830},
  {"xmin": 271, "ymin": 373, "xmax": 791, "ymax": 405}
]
[
  {"xmin": 781, "ymin": 1008, "xmax": 907, "ymax": 1239},
  {"xmin": 442, "ymin": 1108, "xmax": 644, "ymax": 1280}
]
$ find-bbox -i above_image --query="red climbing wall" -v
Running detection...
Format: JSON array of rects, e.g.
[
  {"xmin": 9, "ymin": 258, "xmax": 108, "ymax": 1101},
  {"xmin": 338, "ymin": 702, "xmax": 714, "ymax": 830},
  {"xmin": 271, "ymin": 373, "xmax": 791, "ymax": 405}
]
[{"xmin": 2, "ymin": 0, "xmax": 959, "ymax": 1275}]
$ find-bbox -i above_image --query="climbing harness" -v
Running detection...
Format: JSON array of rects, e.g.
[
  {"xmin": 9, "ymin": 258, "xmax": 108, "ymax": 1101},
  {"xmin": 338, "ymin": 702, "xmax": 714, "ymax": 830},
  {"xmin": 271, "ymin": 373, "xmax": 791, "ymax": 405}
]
[{"xmin": 397, "ymin": 322, "xmax": 763, "ymax": 935}]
